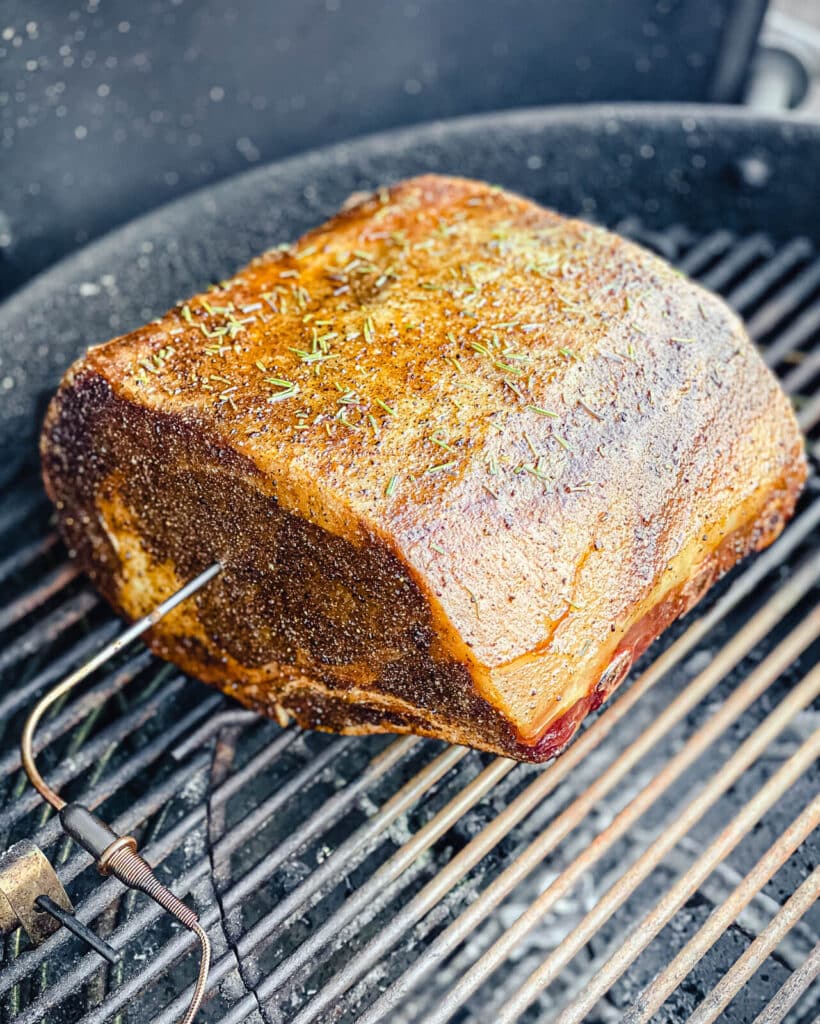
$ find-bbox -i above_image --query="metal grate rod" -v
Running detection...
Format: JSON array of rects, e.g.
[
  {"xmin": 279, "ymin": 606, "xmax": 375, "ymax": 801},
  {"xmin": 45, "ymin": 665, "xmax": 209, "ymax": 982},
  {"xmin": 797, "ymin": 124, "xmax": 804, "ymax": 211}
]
[
  {"xmin": 235, "ymin": 756, "xmax": 517, "ymax": 1013},
  {"xmin": 215, "ymin": 736, "xmax": 408, "ymax": 871},
  {"xmin": 0, "ymin": 757, "xmax": 212, "ymax": 1000},
  {"xmin": 0, "ymin": 619, "xmax": 119, "ymax": 722},
  {"xmin": 14, "ymin": 734, "xmax": 416, "ymax": 1021},
  {"xmin": 2, "ymin": 223, "xmax": 817, "ymax": 1024},
  {"xmin": 698, "ymin": 235, "xmax": 772, "ymax": 292},
  {"xmin": 763, "ymin": 302, "xmax": 820, "ymax": 367},
  {"xmin": 531, "ymin": 731, "xmax": 820, "ymax": 1024},
  {"xmin": 0, "ymin": 669, "xmax": 187, "ymax": 831},
  {"xmin": 357, "ymin": 559, "xmax": 818, "ymax": 1024},
  {"xmin": 750, "ymin": 941, "xmax": 820, "ymax": 1024},
  {"xmin": 22, "ymin": 738, "xmax": 411, "ymax": 1023},
  {"xmin": 224, "ymin": 743, "xmax": 471, "ymax": 928},
  {"xmin": 782, "ymin": 347, "xmax": 820, "ymax": 392},
  {"xmin": 44, "ymin": 737, "xmax": 435, "ymax": 1024},
  {"xmin": 0, "ymin": 562, "xmax": 80, "ymax": 634},
  {"xmin": 0, "ymin": 589, "xmax": 98, "ymax": 676},
  {"xmin": 746, "ymin": 256, "xmax": 820, "ymax": 340},
  {"xmin": 688, "ymin": 865, "xmax": 820, "ymax": 1024},
  {"xmin": 155, "ymin": 744, "xmax": 482, "ymax": 1024},
  {"xmin": 0, "ymin": 649, "xmax": 154, "ymax": 779},
  {"xmin": 0, "ymin": 530, "xmax": 59, "ymax": 587},
  {"xmin": 12, "ymin": 499, "xmax": 817, "ymax": 1023},
  {"xmin": 313, "ymin": 562, "xmax": 820, "ymax": 1024},
  {"xmin": 675, "ymin": 231, "xmax": 734, "ymax": 277},
  {"xmin": 623, "ymin": 804, "xmax": 819, "ymax": 1023},
  {"xmin": 426, "ymin": 615, "xmax": 820, "ymax": 1024},
  {"xmin": 725, "ymin": 238, "xmax": 813, "ymax": 313},
  {"xmin": 170, "ymin": 709, "xmax": 258, "ymax": 761}
]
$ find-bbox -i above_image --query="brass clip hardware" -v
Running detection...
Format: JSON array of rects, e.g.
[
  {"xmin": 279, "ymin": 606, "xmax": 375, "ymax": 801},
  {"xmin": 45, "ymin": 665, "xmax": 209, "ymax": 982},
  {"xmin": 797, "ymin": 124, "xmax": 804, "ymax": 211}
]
[{"xmin": 0, "ymin": 839, "xmax": 73, "ymax": 945}]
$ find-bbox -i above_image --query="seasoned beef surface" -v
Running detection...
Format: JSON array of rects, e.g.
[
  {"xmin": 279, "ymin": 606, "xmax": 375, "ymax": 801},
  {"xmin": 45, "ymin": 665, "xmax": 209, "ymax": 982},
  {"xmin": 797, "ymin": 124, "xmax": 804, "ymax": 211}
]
[{"xmin": 41, "ymin": 175, "xmax": 806, "ymax": 760}]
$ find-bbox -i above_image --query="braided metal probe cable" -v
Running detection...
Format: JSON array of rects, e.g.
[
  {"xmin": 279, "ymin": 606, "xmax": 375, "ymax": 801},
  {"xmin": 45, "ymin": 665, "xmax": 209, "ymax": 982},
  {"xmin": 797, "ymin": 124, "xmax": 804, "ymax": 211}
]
[
  {"xmin": 101, "ymin": 841, "xmax": 211, "ymax": 1024},
  {"xmin": 20, "ymin": 564, "xmax": 223, "ymax": 1024}
]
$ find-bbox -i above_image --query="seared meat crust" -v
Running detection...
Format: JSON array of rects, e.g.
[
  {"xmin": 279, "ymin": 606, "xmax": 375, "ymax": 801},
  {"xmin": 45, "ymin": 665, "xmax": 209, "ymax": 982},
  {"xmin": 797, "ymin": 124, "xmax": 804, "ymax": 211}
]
[{"xmin": 41, "ymin": 175, "xmax": 807, "ymax": 760}]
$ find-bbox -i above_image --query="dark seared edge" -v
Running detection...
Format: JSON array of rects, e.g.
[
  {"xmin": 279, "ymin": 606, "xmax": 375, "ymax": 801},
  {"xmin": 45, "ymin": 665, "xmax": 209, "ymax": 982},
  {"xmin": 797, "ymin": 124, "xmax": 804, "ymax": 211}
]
[{"xmin": 40, "ymin": 175, "xmax": 807, "ymax": 762}]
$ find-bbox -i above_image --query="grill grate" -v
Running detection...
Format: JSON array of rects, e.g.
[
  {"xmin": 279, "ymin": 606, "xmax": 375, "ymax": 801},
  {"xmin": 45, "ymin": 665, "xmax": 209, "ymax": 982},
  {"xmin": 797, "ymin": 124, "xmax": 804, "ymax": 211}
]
[{"xmin": 0, "ymin": 221, "xmax": 818, "ymax": 1024}]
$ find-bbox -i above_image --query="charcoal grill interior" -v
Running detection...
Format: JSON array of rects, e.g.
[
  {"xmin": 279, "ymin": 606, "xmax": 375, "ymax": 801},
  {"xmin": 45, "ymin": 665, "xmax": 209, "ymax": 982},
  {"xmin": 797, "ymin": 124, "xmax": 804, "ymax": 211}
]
[{"xmin": 1, "ymin": 114, "xmax": 819, "ymax": 1024}]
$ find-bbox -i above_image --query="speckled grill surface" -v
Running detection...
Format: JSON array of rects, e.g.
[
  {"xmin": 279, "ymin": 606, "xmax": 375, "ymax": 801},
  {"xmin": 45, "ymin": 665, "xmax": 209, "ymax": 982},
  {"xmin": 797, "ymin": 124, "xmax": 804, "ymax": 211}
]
[{"xmin": 0, "ymin": 109, "xmax": 818, "ymax": 1024}]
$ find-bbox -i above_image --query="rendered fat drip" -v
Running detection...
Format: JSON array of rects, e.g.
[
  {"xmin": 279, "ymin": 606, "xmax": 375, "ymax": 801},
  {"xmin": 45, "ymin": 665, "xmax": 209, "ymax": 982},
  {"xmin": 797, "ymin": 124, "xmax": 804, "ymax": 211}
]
[{"xmin": 595, "ymin": 648, "xmax": 634, "ymax": 700}]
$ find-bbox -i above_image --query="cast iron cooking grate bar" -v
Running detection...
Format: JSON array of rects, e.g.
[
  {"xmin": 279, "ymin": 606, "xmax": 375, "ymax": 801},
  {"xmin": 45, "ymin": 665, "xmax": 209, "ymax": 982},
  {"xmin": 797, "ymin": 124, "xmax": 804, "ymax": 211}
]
[{"xmin": 0, "ymin": 223, "xmax": 818, "ymax": 1024}]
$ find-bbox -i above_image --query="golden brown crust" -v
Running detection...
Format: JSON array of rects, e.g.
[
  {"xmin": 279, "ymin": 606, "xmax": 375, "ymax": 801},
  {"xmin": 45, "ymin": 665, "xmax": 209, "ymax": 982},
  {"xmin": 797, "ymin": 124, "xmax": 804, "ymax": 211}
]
[{"xmin": 41, "ymin": 175, "xmax": 807, "ymax": 762}]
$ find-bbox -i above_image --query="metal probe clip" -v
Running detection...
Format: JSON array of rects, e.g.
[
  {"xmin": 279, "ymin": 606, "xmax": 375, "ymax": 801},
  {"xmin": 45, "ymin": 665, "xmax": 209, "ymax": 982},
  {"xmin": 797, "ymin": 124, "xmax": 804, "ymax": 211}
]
[{"xmin": 20, "ymin": 563, "xmax": 223, "ymax": 1024}]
